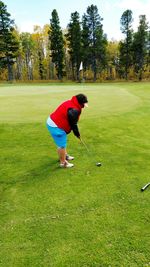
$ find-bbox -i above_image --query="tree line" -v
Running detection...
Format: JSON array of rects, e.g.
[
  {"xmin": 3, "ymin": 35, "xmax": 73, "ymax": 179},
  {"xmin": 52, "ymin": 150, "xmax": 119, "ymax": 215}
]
[{"xmin": 0, "ymin": 0, "xmax": 149, "ymax": 82}]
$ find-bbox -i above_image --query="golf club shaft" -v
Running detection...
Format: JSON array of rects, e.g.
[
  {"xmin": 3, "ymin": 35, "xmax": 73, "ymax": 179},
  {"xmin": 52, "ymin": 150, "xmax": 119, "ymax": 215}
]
[{"xmin": 80, "ymin": 138, "xmax": 90, "ymax": 153}]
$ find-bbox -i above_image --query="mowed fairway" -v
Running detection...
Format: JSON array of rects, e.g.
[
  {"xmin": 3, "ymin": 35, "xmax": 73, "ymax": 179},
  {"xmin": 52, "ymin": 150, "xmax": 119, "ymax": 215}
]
[{"xmin": 0, "ymin": 82, "xmax": 150, "ymax": 267}]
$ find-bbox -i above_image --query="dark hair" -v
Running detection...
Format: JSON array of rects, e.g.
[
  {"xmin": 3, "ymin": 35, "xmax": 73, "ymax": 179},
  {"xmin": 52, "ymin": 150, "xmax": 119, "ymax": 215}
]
[{"xmin": 76, "ymin": 94, "xmax": 88, "ymax": 105}]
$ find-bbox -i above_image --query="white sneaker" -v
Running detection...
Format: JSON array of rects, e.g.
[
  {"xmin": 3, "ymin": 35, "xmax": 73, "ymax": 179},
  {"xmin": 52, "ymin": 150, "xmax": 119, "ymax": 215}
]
[
  {"xmin": 66, "ymin": 154, "xmax": 74, "ymax": 161},
  {"xmin": 60, "ymin": 161, "xmax": 74, "ymax": 168}
]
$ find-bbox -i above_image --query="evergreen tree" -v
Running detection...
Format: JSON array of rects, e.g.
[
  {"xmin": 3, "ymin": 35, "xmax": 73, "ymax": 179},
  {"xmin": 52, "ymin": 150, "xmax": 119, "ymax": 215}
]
[
  {"xmin": 132, "ymin": 15, "xmax": 149, "ymax": 80},
  {"xmin": 49, "ymin": 9, "xmax": 64, "ymax": 80},
  {"xmin": 0, "ymin": 1, "xmax": 19, "ymax": 80},
  {"xmin": 119, "ymin": 10, "xmax": 133, "ymax": 80},
  {"xmin": 82, "ymin": 14, "xmax": 92, "ymax": 74},
  {"xmin": 82, "ymin": 5, "xmax": 107, "ymax": 81},
  {"xmin": 66, "ymin": 11, "xmax": 82, "ymax": 81},
  {"xmin": 147, "ymin": 30, "xmax": 150, "ymax": 75}
]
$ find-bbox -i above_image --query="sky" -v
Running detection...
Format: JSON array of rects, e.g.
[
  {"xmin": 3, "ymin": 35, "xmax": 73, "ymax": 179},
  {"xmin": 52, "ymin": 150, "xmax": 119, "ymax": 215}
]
[{"xmin": 3, "ymin": 0, "xmax": 150, "ymax": 41}]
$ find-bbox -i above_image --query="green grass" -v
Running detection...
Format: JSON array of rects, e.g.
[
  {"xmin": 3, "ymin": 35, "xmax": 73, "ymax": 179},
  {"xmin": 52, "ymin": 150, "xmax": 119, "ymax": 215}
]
[{"xmin": 0, "ymin": 82, "xmax": 150, "ymax": 267}]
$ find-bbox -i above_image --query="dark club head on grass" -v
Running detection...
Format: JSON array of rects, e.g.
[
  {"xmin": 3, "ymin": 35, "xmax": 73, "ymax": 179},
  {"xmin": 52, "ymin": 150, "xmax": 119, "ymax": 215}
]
[{"xmin": 141, "ymin": 182, "xmax": 150, "ymax": 192}]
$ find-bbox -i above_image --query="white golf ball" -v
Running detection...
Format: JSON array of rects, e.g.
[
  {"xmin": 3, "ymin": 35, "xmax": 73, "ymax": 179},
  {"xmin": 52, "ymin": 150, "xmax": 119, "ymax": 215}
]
[{"xmin": 96, "ymin": 162, "xmax": 101, "ymax": 166}]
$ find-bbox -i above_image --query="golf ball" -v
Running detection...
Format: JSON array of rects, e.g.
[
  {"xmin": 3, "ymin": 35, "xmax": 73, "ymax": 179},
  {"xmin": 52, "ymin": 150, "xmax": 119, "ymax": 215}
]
[{"xmin": 96, "ymin": 162, "xmax": 102, "ymax": 167}]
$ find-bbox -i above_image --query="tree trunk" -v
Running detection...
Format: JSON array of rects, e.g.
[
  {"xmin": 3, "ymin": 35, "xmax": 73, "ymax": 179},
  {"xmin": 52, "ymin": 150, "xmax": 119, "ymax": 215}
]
[
  {"xmin": 16, "ymin": 56, "xmax": 22, "ymax": 80},
  {"xmin": 7, "ymin": 62, "xmax": 13, "ymax": 81},
  {"xmin": 93, "ymin": 57, "xmax": 97, "ymax": 81}
]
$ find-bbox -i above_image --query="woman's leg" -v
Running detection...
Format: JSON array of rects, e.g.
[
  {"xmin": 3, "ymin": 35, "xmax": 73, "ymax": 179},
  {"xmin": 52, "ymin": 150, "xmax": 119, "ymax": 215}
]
[
  {"xmin": 47, "ymin": 124, "xmax": 73, "ymax": 167},
  {"xmin": 57, "ymin": 147, "xmax": 66, "ymax": 164}
]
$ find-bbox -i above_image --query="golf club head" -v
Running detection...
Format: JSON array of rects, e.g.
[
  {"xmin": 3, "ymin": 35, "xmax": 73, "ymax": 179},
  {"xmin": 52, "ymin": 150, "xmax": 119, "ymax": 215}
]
[
  {"xmin": 141, "ymin": 182, "xmax": 150, "ymax": 192},
  {"xmin": 80, "ymin": 138, "xmax": 102, "ymax": 167}
]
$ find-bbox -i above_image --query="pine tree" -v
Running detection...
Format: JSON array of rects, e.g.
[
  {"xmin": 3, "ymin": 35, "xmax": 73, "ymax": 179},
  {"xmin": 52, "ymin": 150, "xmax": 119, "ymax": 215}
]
[
  {"xmin": 0, "ymin": 1, "xmax": 19, "ymax": 80},
  {"xmin": 66, "ymin": 11, "xmax": 82, "ymax": 81},
  {"xmin": 49, "ymin": 9, "xmax": 64, "ymax": 80},
  {"xmin": 82, "ymin": 15, "xmax": 91, "ymax": 74},
  {"xmin": 132, "ymin": 15, "xmax": 149, "ymax": 80},
  {"xmin": 82, "ymin": 5, "xmax": 107, "ymax": 81},
  {"xmin": 119, "ymin": 10, "xmax": 133, "ymax": 80}
]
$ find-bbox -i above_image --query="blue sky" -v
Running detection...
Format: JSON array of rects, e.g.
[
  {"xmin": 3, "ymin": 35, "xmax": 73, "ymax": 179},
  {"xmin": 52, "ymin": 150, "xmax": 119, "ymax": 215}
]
[{"xmin": 4, "ymin": 0, "xmax": 150, "ymax": 40}]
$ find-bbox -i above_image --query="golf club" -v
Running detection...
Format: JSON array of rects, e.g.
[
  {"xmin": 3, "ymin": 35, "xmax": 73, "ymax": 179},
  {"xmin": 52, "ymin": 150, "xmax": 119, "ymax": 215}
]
[
  {"xmin": 80, "ymin": 137, "xmax": 102, "ymax": 167},
  {"xmin": 141, "ymin": 182, "xmax": 150, "ymax": 192}
]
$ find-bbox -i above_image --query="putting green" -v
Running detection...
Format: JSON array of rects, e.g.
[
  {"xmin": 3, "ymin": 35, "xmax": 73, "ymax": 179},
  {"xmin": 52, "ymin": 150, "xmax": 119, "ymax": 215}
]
[
  {"xmin": 0, "ymin": 84, "xmax": 141, "ymax": 123},
  {"xmin": 0, "ymin": 82, "xmax": 150, "ymax": 267}
]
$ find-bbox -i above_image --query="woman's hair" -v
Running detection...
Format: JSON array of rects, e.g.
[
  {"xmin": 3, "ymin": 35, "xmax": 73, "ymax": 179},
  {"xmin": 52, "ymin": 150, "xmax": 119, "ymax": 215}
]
[{"xmin": 76, "ymin": 94, "xmax": 88, "ymax": 105}]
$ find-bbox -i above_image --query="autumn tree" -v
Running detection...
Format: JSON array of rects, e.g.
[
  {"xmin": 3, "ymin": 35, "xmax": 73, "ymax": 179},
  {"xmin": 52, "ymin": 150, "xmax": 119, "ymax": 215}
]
[
  {"xmin": 20, "ymin": 32, "xmax": 35, "ymax": 80},
  {"xmin": 32, "ymin": 26, "xmax": 46, "ymax": 80},
  {"xmin": 106, "ymin": 41, "xmax": 119, "ymax": 79},
  {"xmin": 42, "ymin": 24, "xmax": 52, "ymax": 79}
]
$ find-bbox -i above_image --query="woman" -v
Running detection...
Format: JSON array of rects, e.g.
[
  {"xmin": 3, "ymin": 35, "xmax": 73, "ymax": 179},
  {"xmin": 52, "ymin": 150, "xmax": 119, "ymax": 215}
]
[{"xmin": 46, "ymin": 93, "xmax": 88, "ymax": 168}]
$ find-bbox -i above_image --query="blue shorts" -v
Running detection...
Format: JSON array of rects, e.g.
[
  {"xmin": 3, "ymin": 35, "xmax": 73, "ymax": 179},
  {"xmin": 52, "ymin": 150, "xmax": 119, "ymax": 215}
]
[{"xmin": 46, "ymin": 123, "xmax": 67, "ymax": 148}]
